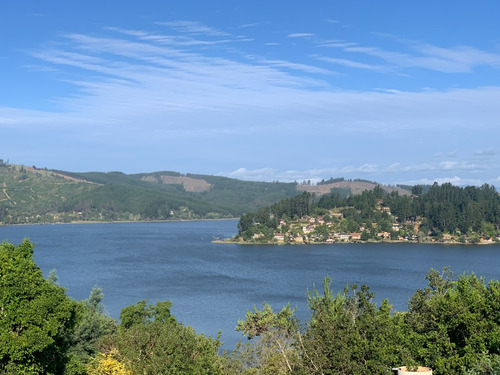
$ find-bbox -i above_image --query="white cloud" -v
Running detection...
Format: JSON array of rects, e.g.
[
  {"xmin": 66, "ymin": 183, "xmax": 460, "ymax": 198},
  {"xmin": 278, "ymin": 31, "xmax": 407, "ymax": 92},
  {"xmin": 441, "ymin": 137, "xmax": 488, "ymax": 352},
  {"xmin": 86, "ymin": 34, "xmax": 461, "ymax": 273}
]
[
  {"xmin": 402, "ymin": 176, "xmax": 484, "ymax": 187},
  {"xmin": 227, "ymin": 167, "xmax": 279, "ymax": 181},
  {"xmin": 414, "ymin": 44, "xmax": 500, "ymax": 71},
  {"xmin": 474, "ymin": 149, "xmax": 497, "ymax": 156},
  {"xmin": 439, "ymin": 161, "xmax": 457, "ymax": 170},
  {"xmin": 381, "ymin": 160, "xmax": 491, "ymax": 175},
  {"xmin": 107, "ymin": 26, "xmax": 235, "ymax": 46},
  {"xmin": 342, "ymin": 164, "xmax": 378, "ymax": 173},
  {"xmin": 157, "ymin": 21, "xmax": 230, "ymax": 37},
  {"xmin": 319, "ymin": 38, "xmax": 500, "ymax": 73},
  {"xmin": 11, "ymin": 30, "xmax": 500, "ymax": 143},
  {"xmin": 315, "ymin": 55, "xmax": 387, "ymax": 72},
  {"xmin": 261, "ymin": 59, "xmax": 333, "ymax": 75},
  {"xmin": 288, "ymin": 33, "xmax": 314, "ymax": 38}
]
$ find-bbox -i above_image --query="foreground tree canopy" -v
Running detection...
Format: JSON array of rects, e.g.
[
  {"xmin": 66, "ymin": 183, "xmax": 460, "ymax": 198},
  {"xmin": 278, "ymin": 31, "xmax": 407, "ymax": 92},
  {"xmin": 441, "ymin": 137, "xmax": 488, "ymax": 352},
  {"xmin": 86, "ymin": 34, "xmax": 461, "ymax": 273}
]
[
  {"xmin": 1, "ymin": 239, "xmax": 500, "ymax": 374},
  {"xmin": 0, "ymin": 240, "xmax": 78, "ymax": 374}
]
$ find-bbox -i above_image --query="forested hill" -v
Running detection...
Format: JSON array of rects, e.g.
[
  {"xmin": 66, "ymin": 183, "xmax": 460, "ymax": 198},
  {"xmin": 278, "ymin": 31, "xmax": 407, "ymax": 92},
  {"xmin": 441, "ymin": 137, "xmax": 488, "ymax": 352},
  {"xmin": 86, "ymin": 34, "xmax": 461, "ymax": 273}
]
[
  {"xmin": 235, "ymin": 183, "xmax": 500, "ymax": 244},
  {"xmin": 0, "ymin": 163, "xmax": 297, "ymax": 224}
]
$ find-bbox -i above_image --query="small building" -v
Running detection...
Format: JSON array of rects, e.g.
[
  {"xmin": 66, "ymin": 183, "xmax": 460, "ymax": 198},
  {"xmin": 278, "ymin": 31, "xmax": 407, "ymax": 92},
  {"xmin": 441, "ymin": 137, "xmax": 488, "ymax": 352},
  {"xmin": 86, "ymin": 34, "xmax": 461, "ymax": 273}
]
[
  {"xmin": 480, "ymin": 236, "xmax": 493, "ymax": 243},
  {"xmin": 339, "ymin": 233, "xmax": 350, "ymax": 241},
  {"xmin": 350, "ymin": 233, "xmax": 361, "ymax": 240},
  {"xmin": 273, "ymin": 233, "xmax": 285, "ymax": 242},
  {"xmin": 377, "ymin": 231, "xmax": 391, "ymax": 239},
  {"xmin": 294, "ymin": 236, "xmax": 304, "ymax": 243}
]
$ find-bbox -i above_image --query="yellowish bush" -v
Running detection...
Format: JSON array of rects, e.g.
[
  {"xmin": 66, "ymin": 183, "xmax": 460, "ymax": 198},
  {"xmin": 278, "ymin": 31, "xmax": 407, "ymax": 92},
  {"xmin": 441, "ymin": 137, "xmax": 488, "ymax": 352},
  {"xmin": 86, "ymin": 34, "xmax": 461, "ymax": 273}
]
[{"xmin": 87, "ymin": 349, "xmax": 132, "ymax": 375}]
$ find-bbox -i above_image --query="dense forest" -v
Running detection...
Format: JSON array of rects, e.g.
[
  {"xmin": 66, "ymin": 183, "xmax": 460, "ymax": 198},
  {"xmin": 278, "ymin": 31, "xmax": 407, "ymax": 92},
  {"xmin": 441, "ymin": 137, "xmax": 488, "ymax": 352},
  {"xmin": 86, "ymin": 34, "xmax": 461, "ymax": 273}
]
[
  {"xmin": 2, "ymin": 239, "xmax": 500, "ymax": 374},
  {"xmin": 235, "ymin": 183, "xmax": 500, "ymax": 244}
]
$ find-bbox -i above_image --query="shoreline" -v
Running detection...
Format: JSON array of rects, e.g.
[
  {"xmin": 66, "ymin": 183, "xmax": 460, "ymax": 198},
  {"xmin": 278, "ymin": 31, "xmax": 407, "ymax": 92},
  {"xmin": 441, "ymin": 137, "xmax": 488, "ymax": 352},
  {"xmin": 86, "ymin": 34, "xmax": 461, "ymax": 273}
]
[
  {"xmin": 214, "ymin": 238, "xmax": 499, "ymax": 246},
  {"xmin": 0, "ymin": 217, "xmax": 239, "ymax": 228}
]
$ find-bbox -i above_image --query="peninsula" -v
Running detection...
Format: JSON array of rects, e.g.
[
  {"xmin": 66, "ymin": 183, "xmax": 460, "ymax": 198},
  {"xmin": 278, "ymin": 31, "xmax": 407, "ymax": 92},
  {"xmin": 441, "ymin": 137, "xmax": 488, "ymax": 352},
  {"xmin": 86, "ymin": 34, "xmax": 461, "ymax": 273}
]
[{"xmin": 230, "ymin": 183, "xmax": 500, "ymax": 245}]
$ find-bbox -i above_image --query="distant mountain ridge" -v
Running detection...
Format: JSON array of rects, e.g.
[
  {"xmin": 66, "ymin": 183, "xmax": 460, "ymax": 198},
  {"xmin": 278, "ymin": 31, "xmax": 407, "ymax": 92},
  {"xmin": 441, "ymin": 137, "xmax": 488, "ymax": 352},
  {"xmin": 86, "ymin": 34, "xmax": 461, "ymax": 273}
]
[
  {"xmin": 0, "ymin": 161, "xmax": 411, "ymax": 225},
  {"xmin": 297, "ymin": 180, "xmax": 409, "ymax": 197}
]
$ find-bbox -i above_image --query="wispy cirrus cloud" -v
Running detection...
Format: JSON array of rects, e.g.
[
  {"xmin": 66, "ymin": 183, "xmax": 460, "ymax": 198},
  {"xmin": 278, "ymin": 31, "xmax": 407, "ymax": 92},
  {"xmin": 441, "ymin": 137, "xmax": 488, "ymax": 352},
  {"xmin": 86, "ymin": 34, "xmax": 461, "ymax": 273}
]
[
  {"xmin": 9, "ymin": 29, "xmax": 500, "ymax": 140},
  {"xmin": 261, "ymin": 59, "xmax": 334, "ymax": 75},
  {"xmin": 318, "ymin": 38, "xmax": 500, "ymax": 73},
  {"xmin": 288, "ymin": 33, "xmax": 314, "ymax": 38},
  {"xmin": 157, "ymin": 20, "xmax": 230, "ymax": 36},
  {"xmin": 107, "ymin": 26, "xmax": 236, "ymax": 46},
  {"xmin": 314, "ymin": 55, "xmax": 387, "ymax": 72}
]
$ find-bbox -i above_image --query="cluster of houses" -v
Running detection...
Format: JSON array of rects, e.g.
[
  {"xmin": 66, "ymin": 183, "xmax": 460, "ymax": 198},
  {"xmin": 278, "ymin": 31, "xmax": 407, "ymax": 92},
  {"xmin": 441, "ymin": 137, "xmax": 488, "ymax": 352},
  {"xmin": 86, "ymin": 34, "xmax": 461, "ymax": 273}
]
[
  {"xmin": 256, "ymin": 210, "xmax": 420, "ymax": 244},
  {"xmin": 249, "ymin": 208, "xmax": 500, "ymax": 245}
]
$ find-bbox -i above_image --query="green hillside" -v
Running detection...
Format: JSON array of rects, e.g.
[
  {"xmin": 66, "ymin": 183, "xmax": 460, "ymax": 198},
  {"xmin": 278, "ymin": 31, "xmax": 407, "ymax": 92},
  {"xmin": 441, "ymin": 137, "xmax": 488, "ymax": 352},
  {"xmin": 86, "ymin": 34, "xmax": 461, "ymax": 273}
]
[{"xmin": 0, "ymin": 162, "xmax": 298, "ymax": 224}]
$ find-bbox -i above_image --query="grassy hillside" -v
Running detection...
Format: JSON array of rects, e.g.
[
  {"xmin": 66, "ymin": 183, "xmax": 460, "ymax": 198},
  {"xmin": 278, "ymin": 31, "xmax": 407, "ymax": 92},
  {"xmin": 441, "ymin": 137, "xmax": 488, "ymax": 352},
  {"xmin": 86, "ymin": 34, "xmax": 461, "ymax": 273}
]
[
  {"xmin": 0, "ymin": 164, "xmax": 99, "ymax": 224},
  {"xmin": 0, "ymin": 164, "xmax": 298, "ymax": 224}
]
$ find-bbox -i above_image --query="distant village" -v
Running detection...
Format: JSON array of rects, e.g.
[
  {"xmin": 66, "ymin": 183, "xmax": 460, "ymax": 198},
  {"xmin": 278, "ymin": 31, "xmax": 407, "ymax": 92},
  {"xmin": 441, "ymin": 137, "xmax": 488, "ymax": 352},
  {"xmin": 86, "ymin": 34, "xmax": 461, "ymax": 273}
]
[{"xmin": 232, "ymin": 199, "xmax": 500, "ymax": 245}]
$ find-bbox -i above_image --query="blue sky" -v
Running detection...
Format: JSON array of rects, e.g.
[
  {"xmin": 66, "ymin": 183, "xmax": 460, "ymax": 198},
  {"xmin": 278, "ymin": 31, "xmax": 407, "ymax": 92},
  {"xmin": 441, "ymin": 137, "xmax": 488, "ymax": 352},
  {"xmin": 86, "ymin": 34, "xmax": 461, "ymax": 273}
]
[{"xmin": 2, "ymin": 1, "xmax": 500, "ymax": 187}]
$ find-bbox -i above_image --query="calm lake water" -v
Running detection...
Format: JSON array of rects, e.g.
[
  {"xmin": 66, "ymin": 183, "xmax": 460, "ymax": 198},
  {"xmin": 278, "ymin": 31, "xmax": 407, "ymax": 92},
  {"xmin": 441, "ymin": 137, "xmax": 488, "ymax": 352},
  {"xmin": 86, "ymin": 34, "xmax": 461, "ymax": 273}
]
[{"xmin": 2, "ymin": 219, "xmax": 500, "ymax": 349}]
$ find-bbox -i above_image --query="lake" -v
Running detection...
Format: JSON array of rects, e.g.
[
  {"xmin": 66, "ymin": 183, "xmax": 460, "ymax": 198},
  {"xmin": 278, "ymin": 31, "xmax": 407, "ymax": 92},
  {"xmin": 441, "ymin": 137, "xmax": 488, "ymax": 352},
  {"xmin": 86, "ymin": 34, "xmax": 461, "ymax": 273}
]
[{"xmin": 2, "ymin": 219, "xmax": 500, "ymax": 349}]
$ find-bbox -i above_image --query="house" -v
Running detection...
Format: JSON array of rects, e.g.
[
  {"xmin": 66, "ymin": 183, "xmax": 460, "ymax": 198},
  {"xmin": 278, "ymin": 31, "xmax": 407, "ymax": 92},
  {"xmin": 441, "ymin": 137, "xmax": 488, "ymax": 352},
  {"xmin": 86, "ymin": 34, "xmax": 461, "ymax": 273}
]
[
  {"xmin": 480, "ymin": 236, "xmax": 493, "ymax": 243},
  {"xmin": 350, "ymin": 233, "xmax": 361, "ymax": 241},
  {"xmin": 377, "ymin": 231, "xmax": 391, "ymax": 239},
  {"xmin": 339, "ymin": 233, "xmax": 350, "ymax": 241},
  {"xmin": 302, "ymin": 225, "xmax": 314, "ymax": 234},
  {"xmin": 274, "ymin": 233, "xmax": 285, "ymax": 242},
  {"xmin": 294, "ymin": 236, "xmax": 304, "ymax": 243}
]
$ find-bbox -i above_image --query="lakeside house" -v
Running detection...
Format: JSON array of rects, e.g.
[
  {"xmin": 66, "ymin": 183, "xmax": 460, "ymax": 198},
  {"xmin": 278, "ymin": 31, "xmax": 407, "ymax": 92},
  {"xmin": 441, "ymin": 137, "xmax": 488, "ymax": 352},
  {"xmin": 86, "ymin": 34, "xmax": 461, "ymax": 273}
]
[
  {"xmin": 350, "ymin": 233, "xmax": 362, "ymax": 241},
  {"xmin": 378, "ymin": 231, "xmax": 391, "ymax": 239}
]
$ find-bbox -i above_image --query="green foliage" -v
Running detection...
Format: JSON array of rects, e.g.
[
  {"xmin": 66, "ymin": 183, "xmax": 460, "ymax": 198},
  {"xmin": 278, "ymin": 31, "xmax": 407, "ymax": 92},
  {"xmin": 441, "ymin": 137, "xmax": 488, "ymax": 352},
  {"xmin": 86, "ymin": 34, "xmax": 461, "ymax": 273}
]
[
  {"xmin": 405, "ymin": 268, "xmax": 500, "ymax": 374},
  {"xmin": 465, "ymin": 354, "xmax": 500, "ymax": 375},
  {"xmin": 0, "ymin": 240, "xmax": 78, "ymax": 374},
  {"xmin": 67, "ymin": 287, "xmax": 117, "ymax": 370},
  {"xmin": 104, "ymin": 300, "xmax": 223, "ymax": 375},
  {"xmin": 302, "ymin": 277, "xmax": 411, "ymax": 374},
  {"xmin": 230, "ymin": 271, "xmax": 500, "ymax": 375},
  {"xmin": 237, "ymin": 192, "xmax": 315, "ymax": 237},
  {"xmin": 235, "ymin": 303, "xmax": 302, "ymax": 374}
]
